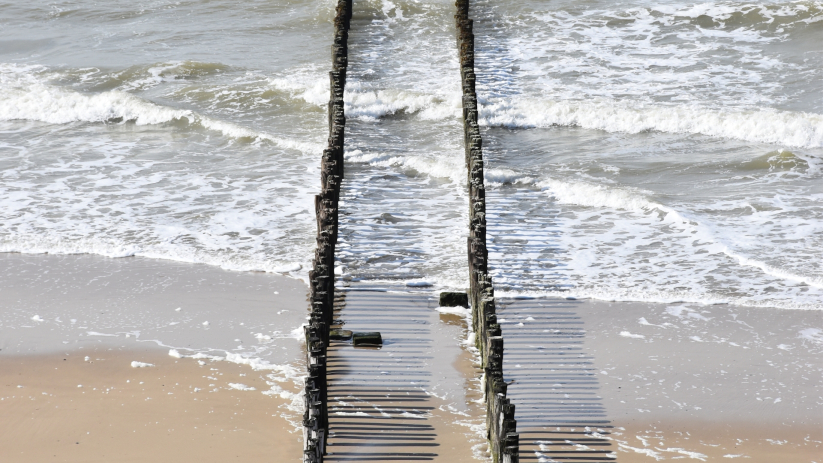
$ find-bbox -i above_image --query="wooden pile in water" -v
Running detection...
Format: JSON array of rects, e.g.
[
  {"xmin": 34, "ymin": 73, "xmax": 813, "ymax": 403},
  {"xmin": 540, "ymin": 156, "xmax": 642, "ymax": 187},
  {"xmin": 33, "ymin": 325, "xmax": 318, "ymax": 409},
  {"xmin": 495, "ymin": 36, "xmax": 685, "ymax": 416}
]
[
  {"xmin": 454, "ymin": 1, "xmax": 519, "ymax": 462},
  {"xmin": 303, "ymin": 2, "xmax": 352, "ymax": 462}
]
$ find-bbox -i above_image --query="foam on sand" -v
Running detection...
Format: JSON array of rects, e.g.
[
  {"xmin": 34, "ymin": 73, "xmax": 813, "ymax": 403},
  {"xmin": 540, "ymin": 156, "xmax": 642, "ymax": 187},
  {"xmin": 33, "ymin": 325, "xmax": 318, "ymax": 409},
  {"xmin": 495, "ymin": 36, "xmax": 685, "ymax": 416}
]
[
  {"xmin": 227, "ymin": 383, "xmax": 256, "ymax": 391},
  {"xmin": 130, "ymin": 361, "xmax": 155, "ymax": 368}
]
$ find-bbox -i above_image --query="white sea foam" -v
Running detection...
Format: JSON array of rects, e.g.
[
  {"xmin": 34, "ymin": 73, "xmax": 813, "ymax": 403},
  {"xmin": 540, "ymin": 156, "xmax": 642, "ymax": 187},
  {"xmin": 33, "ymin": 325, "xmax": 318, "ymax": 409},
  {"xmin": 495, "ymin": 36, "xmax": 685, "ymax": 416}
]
[
  {"xmin": 0, "ymin": 113, "xmax": 317, "ymax": 279},
  {"xmin": 477, "ymin": 0, "xmax": 823, "ymax": 109},
  {"xmin": 197, "ymin": 118, "xmax": 323, "ymax": 154},
  {"xmin": 269, "ymin": 73, "xmax": 330, "ymax": 106},
  {"xmin": 405, "ymin": 280, "xmax": 433, "ymax": 287},
  {"xmin": 472, "ymin": 0, "xmax": 823, "ymax": 308},
  {"xmin": 651, "ymin": 1, "xmax": 823, "ymax": 25},
  {"xmin": 537, "ymin": 178, "xmax": 823, "ymax": 292},
  {"xmin": 166, "ymin": 347, "xmax": 303, "ymax": 420},
  {"xmin": 488, "ymin": 173, "xmax": 822, "ymax": 310},
  {"xmin": 130, "ymin": 361, "xmax": 154, "ymax": 368},
  {"xmin": 345, "ymin": 87, "xmax": 459, "ymax": 121},
  {"xmin": 666, "ymin": 306, "xmax": 711, "ymax": 322},
  {"xmin": 660, "ymin": 448, "xmax": 707, "ymax": 460},
  {"xmin": 799, "ymin": 328, "xmax": 823, "ymax": 346},
  {"xmin": 0, "ymin": 236, "xmax": 306, "ymax": 278},
  {"xmin": 481, "ymin": 97, "xmax": 823, "ymax": 149},
  {"xmin": 474, "ymin": 0, "xmax": 823, "ymax": 159},
  {"xmin": 537, "ymin": 178, "xmax": 655, "ymax": 211},
  {"xmin": 0, "ymin": 75, "xmax": 320, "ymax": 287},
  {"xmin": 484, "ymin": 168, "xmax": 532, "ymax": 186},
  {"xmin": 0, "ymin": 64, "xmax": 322, "ymax": 155},
  {"xmin": 436, "ymin": 305, "xmax": 471, "ymax": 316},
  {"xmin": 617, "ymin": 442, "xmax": 662, "ymax": 460},
  {"xmin": 1, "ymin": 82, "xmax": 190, "ymax": 126},
  {"xmin": 120, "ymin": 61, "xmax": 230, "ymax": 91},
  {"xmin": 347, "ymin": 149, "xmax": 465, "ymax": 186},
  {"xmin": 228, "ymin": 383, "xmax": 256, "ymax": 391},
  {"xmin": 267, "ymin": 65, "xmax": 460, "ymax": 122}
]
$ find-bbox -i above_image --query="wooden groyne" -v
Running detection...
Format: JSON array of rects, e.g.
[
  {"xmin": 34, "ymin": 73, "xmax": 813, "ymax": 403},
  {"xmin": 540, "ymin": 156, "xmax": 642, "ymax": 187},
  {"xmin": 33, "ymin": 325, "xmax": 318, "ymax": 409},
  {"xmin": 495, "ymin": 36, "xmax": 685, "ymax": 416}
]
[
  {"xmin": 454, "ymin": 1, "xmax": 519, "ymax": 462},
  {"xmin": 303, "ymin": 1, "xmax": 352, "ymax": 462}
]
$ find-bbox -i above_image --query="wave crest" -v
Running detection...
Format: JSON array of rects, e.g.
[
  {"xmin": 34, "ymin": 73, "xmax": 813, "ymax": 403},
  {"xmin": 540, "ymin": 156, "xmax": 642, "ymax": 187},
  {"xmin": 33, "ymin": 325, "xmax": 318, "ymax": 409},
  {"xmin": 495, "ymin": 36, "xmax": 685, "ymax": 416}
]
[
  {"xmin": 345, "ymin": 86, "xmax": 459, "ymax": 121},
  {"xmin": 0, "ymin": 66, "xmax": 322, "ymax": 154},
  {"xmin": 1, "ymin": 82, "xmax": 190, "ymax": 125},
  {"xmin": 481, "ymin": 97, "xmax": 823, "ymax": 148}
]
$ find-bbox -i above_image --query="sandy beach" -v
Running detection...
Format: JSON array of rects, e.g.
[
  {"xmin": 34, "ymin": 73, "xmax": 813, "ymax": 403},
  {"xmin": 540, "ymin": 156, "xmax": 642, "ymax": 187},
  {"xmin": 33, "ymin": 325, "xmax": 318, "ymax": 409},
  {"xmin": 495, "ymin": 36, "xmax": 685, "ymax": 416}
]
[
  {"xmin": 1, "ymin": 347, "xmax": 302, "ymax": 463},
  {"xmin": 499, "ymin": 297, "xmax": 823, "ymax": 462},
  {"xmin": 2, "ymin": 253, "xmax": 821, "ymax": 462},
  {"xmin": 0, "ymin": 253, "xmax": 309, "ymax": 462}
]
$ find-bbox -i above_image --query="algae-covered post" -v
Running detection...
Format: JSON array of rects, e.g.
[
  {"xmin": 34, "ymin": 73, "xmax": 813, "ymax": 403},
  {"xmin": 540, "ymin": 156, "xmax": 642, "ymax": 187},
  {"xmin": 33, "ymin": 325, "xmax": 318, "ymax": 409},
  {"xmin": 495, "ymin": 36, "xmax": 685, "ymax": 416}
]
[
  {"xmin": 454, "ymin": 0, "xmax": 519, "ymax": 461},
  {"xmin": 302, "ymin": 1, "xmax": 352, "ymax": 462}
]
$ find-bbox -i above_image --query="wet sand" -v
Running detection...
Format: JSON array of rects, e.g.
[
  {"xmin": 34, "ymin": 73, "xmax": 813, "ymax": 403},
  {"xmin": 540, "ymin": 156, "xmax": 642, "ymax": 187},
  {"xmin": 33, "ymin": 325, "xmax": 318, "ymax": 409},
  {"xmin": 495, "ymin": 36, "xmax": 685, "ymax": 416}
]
[
  {"xmin": 0, "ymin": 253, "xmax": 309, "ymax": 356},
  {"xmin": 612, "ymin": 420, "xmax": 820, "ymax": 462},
  {"xmin": 2, "ymin": 253, "xmax": 820, "ymax": 462},
  {"xmin": 0, "ymin": 253, "xmax": 309, "ymax": 462},
  {"xmin": 0, "ymin": 346, "xmax": 302, "ymax": 462},
  {"xmin": 499, "ymin": 297, "xmax": 823, "ymax": 462},
  {"xmin": 583, "ymin": 299, "xmax": 823, "ymax": 462},
  {"xmin": 326, "ymin": 288, "xmax": 487, "ymax": 462}
]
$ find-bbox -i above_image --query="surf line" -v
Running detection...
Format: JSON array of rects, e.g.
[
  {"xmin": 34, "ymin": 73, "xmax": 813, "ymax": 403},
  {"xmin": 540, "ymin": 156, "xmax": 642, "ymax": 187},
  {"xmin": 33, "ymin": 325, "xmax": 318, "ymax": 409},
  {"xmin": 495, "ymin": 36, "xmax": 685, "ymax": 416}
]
[
  {"xmin": 303, "ymin": 1, "xmax": 352, "ymax": 462},
  {"xmin": 455, "ymin": 1, "xmax": 520, "ymax": 462}
]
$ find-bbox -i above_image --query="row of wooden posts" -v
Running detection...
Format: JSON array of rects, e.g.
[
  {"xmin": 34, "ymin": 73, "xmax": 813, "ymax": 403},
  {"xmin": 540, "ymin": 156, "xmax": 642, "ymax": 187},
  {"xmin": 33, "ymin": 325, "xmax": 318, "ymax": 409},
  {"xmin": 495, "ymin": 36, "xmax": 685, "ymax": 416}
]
[
  {"xmin": 455, "ymin": 1, "xmax": 520, "ymax": 462},
  {"xmin": 301, "ymin": 1, "xmax": 518, "ymax": 461},
  {"xmin": 302, "ymin": 1, "xmax": 352, "ymax": 462}
]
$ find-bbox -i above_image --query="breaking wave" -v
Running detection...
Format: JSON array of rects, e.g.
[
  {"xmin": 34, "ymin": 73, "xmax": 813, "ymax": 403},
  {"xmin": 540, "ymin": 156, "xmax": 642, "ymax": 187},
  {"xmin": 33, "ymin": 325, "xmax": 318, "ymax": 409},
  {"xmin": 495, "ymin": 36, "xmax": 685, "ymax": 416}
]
[
  {"xmin": 481, "ymin": 97, "xmax": 823, "ymax": 148},
  {"xmin": 0, "ymin": 65, "xmax": 322, "ymax": 155}
]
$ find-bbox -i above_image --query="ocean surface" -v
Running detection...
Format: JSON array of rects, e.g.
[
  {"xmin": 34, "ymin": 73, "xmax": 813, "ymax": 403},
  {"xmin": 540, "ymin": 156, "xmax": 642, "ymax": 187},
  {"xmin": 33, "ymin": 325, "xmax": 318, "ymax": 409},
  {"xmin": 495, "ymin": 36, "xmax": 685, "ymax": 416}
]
[{"xmin": 1, "ymin": 0, "xmax": 821, "ymax": 308}]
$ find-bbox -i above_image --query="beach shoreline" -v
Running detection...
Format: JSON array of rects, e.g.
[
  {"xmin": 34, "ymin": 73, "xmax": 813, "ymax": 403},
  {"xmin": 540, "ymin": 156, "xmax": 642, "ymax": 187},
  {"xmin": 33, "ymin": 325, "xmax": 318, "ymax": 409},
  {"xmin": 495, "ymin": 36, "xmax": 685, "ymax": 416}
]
[
  {"xmin": 0, "ymin": 252, "xmax": 310, "ymax": 462},
  {"xmin": 499, "ymin": 297, "xmax": 823, "ymax": 462},
  {"xmin": 1, "ymin": 253, "xmax": 820, "ymax": 462}
]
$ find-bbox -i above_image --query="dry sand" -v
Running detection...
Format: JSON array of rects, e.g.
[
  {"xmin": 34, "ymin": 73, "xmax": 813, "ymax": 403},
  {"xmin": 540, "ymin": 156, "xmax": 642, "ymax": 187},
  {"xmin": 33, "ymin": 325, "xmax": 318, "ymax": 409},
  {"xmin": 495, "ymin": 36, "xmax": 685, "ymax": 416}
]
[{"xmin": 0, "ymin": 346, "xmax": 302, "ymax": 463}]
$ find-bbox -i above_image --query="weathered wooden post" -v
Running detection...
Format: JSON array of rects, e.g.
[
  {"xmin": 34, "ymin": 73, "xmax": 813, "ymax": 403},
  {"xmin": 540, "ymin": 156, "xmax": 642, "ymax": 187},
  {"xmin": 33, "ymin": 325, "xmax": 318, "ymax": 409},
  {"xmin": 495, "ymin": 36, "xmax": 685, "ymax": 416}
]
[
  {"xmin": 303, "ymin": 1, "xmax": 352, "ymax": 462},
  {"xmin": 454, "ymin": 0, "xmax": 518, "ymax": 461}
]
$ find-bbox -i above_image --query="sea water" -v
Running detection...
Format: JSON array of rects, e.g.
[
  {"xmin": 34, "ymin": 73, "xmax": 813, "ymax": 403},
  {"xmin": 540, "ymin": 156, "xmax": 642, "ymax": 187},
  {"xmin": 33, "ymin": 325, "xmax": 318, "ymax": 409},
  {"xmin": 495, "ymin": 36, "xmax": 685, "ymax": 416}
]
[
  {"xmin": 2, "ymin": 0, "xmax": 819, "ymax": 310},
  {"xmin": 470, "ymin": 0, "xmax": 823, "ymax": 310}
]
